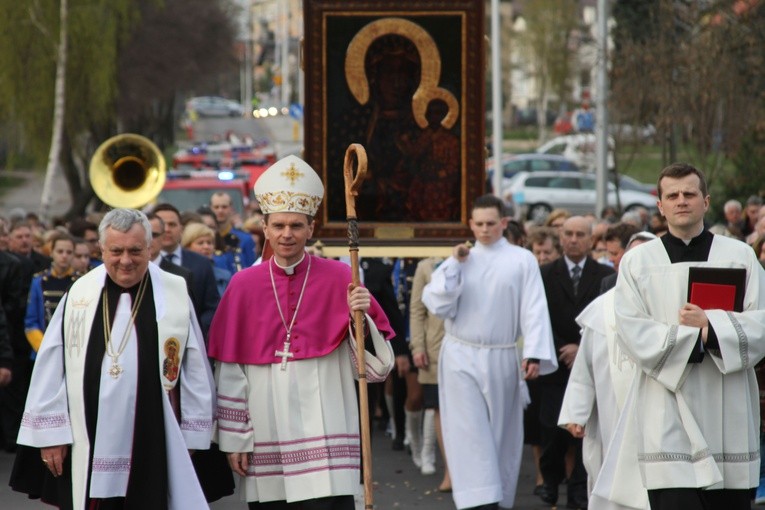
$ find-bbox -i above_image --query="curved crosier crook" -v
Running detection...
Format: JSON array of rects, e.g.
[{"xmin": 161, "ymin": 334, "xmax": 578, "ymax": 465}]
[{"xmin": 343, "ymin": 143, "xmax": 368, "ymax": 221}]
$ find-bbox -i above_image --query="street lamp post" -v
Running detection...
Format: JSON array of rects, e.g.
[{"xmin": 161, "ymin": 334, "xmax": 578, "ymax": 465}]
[
  {"xmin": 595, "ymin": 0, "xmax": 609, "ymax": 217},
  {"xmin": 491, "ymin": 0, "xmax": 503, "ymax": 203}
]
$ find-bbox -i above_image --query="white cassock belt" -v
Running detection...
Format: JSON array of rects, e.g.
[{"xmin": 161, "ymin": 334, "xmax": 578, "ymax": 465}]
[{"xmin": 446, "ymin": 334, "xmax": 530, "ymax": 408}]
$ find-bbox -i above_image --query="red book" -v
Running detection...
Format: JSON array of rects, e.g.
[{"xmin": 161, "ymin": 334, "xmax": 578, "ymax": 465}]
[
  {"xmin": 687, "ymin": 267, "xmax": 745, "ymax": 312},
  {"xmin": 689, "ymin": 282, "xmax": 737, "ymax": 311}
]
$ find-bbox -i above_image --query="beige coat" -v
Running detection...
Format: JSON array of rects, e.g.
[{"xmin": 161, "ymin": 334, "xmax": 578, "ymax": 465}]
[{"xmin": 409, "ymin": 257, "xmax": 446, "ymax": 385}]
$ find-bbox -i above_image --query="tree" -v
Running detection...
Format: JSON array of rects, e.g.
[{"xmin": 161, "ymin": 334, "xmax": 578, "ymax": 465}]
[
  {"xmin": 0, "ymin": 0, "xmax": 239, "ymax": 219},
  {"xmin": 610, "ymin": 0, "xmax": 765, "ymax": 205},
  {"xmin": 514, "ymin": 0, "xmax": 580, "ymax": 142},
  {"xmin": 40, "ymin": 0, "xmax": 68, "ymax": 220},
  {"xmin": 116, "ymin": 0, "xmax": 240, "ymax": 145}
]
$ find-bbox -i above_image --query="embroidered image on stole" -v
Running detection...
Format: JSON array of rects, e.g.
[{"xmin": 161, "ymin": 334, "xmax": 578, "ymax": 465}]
[
  {"xmin": 66, "ymin": 298, "xmax": 90, "ymax": 357},
  {"xmin": 162, "ymin": 337, "xmax": 181, "ymax": 382}
]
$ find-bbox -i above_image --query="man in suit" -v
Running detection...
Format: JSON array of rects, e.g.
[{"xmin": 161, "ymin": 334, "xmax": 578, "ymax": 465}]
[
  {"xmin": 147, "ymin": 211, "xmax": 234, "ymax": 502},
  {"xmin": 8, "ymin": 221, "xmax": 51, "ymax": 273},
  {"xmin": 147, "ymin": 214, "xmax": 194, "ymax": 289},
  {"xmin": 537, "ymin": 215, "xmax": 614, "ymax": 509},
  {"xmin": 0, "ymin": 244, "xmax": 23, "ymax": 452},
  {"xmin": 152, "ymin": 204, "xmax": 220, "ymax": 339},
  {"xmin": 1, "ymin": 221, "xmax": 43, "ymax": 453}
]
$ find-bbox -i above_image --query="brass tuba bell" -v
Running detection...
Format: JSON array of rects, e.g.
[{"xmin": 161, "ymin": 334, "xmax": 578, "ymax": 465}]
[{"xmin": 89, "ymin": 133, "xmax": 166, "ymax": 208}]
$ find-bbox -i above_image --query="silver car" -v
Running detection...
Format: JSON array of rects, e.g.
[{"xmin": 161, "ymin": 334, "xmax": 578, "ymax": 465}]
[
  {"xmin": 186, "ymin": 96, "xmax": 245, "ymax": 118},
  {"xmin": 503, "ymin": 170, "xmax": 658, "ymax": 222}
]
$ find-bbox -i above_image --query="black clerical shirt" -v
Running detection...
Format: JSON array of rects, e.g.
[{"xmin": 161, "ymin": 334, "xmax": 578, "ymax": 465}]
[
  {"xmin": 83, "ymin": 274, "xmax": 168, "ymax": 509},
  {"xmin": 660, "ymin": 229, "xmax": 720, "ymax": 360}
]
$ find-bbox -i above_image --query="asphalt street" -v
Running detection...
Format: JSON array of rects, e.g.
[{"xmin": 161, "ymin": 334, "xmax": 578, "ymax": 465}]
[{"xmin": 0, "ymin": 424, "xmax": 553, "ymax": 509}]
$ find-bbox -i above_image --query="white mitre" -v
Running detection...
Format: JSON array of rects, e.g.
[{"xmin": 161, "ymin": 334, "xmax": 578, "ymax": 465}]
[{"xmin": 254, "ymin": 155, "xmax": 324, "ymax": 216}]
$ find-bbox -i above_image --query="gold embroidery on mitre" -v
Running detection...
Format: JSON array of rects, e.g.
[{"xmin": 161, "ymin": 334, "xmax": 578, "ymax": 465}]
[
  {"xmin": 257, "ymin": 191, "xmax": 322, "ymax": 215},
  {"xmin": 162, "ymin": 337, "xmax": 181, "ymax": 383},
  {"xmin": 282, "ymin": 163, "xmax": 304, "ymax": 186}
]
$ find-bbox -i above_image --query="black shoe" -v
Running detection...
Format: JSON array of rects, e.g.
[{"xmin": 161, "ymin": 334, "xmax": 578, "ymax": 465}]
[
  {"xmin": 533, "ymin": 484, "xmax": 544, "ymax": 496},
  {"xmin": 391, "ymin": 437, "xmax": 404, "ymax": 451},
  {"xmin": 537, "ymin": 483, "xmax": 558, "ymax": 505},
  {"xmin": 566, "ymin": 494, "xmax": 588, "ymax": 509}
]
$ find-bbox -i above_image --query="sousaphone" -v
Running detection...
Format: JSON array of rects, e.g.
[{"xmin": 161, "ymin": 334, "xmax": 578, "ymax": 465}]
[{"xmin": 89, "ymin": 133, "xmax": 166, "ymax": 208}]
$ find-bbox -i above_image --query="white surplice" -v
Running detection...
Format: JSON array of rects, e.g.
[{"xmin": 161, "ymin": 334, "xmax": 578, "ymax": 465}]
[
  {"xmin": 17, "ymin": 264, "xmax": 215, "ymax": 510},
  {"xmin": 422, "ymin": 238, "xmax": 557, "ymax": 509},
  {"xmin": 214, "ymin": 317, "xmax": 393, "ymax": 503},
  {"xmin": 614, "ymin": 235, "xmax": 765, "ymax": 490},
  {"xmin": 558, "ymin": 289, "xmax": 648, "ymax": 510}
]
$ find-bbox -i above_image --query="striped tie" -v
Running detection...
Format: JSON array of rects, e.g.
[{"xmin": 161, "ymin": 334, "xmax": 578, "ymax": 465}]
[{"xmin": 571, "ymin": 265, "xmax": 581, "ymax": 296}]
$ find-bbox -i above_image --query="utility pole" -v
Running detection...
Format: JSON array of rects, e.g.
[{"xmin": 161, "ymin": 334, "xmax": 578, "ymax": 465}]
[
  {"xmin": 243, "ymin": 0, "xmax": 253, "ymax": 117},
  {"xmin": 595, "ymin": 0, "xmax": 609, "ymax": 217},
  {"xmin": 279, "ymin": 0, "xmax": 290, "ymax": 105},
  {"xmin": 491, "ymin": 0, "xmax": 503, "ymax": 202}
]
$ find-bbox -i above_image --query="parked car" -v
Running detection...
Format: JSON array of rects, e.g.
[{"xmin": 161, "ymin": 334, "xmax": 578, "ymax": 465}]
[
  {"xmin": 503, "ymin": 170, "xmax": 658, "ymax": 222},
  {"xmin": 186, "ymin": 96, "xmax": 245, "ymax": 118},
  {"xmin": 610, "ymin": 173, "xmax": 657, "ymax": 196},
  {"xmin": 609, "ymin": 123, "xmax": 657, "ymax": 142},
  {"xmin": 485, "ymin": 154, "xmax": 580, "ymax": 193},
  {"xmin": 536, "ymin": 134, "xmax": 615, "ymax": 171}
]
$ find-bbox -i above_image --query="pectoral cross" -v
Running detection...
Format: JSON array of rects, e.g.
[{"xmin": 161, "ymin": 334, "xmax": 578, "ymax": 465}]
[{"xmin": 275, "ymin": 337, "xmax": 294, "ymax": 371}]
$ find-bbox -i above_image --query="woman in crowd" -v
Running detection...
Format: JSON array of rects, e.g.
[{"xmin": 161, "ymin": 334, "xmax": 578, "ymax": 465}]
[{"xmin": 181, "ymin": 222, "xmax": 232, "ymax": 296}]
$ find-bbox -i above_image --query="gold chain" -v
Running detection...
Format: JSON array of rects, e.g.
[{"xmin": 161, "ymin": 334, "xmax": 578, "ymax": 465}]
[{"xmin": 102, "ymin": 273, "xmax": 149, "ymax": 378}]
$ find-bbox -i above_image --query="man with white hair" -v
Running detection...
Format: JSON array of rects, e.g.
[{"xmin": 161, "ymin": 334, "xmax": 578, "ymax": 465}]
[
  {"xmin": 619, "ymin": 211, "xmax": 642, "ymax": 229},
  {"xmin": 715, "ymin": 199, "xmax": 745, "ymax": 240},
  {"xmin": 14, "ymin": 208, "xmax": 215, "ymax": 509}
]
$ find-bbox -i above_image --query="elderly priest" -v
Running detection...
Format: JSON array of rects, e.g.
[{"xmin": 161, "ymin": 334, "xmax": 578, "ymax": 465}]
[{"xmin": 13, "ymin": 208, "xmax": 215, "ymax": 510}]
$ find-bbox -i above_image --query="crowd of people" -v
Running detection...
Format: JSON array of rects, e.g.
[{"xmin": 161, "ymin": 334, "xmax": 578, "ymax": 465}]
[
  {"xmin": 1, "ymin": 158, "xmax": 765, "ymax": 510},
  {"xmin": 362, "ymin": 163, "xmax": 765, "ymax": 510}
]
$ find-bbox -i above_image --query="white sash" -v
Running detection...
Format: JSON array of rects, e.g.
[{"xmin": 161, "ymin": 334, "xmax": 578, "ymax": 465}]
[
  {"xmin": 90, "ymin": 293, "xmax": 138, "ymax": 497},
  {"xmin": 63, "ymin": 264, "xmax": 191, "ymax": 507}
]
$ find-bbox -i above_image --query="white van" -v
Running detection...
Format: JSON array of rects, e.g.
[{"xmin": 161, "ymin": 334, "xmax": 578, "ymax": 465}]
[{"xmin": 536, "ymin": 134, "xmax": 615, "ymax": 172}]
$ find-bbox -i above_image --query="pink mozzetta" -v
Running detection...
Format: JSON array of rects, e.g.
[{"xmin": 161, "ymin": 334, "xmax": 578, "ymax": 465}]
[{"xmin": 207, "ymin": 255, "xmax": 394, "ymax": 364}]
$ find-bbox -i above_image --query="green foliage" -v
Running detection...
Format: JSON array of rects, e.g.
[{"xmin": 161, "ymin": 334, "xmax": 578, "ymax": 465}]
[
  {"xmin": 515, "ymin": 0, "xmax": 579, "ymax": 105},
  {"xmin": 727, "ymin": 126, "xmax": 765, "ymax": 200},
  {"xmin": 0, "ymin": 0, "xmax": 236, "ymax": 164},
  {"xmin": 0, "ymin": 175, "xmax": 27, "ymax": 194},
  {"xmin": 0, "ymin": 0, "xmax": 238, "ymax": 215},
  {"xmin": 0, "ymin": 0, "xmax": 141, "ymax": 165}
]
